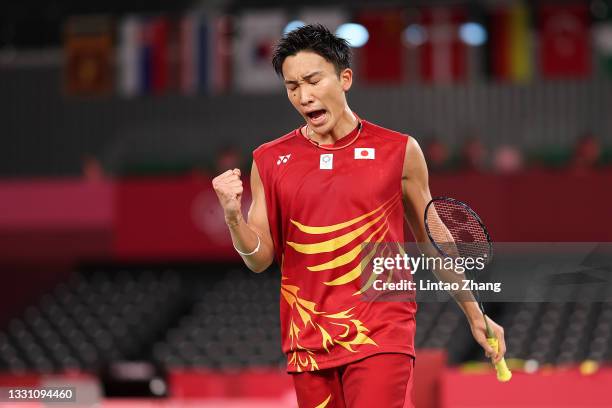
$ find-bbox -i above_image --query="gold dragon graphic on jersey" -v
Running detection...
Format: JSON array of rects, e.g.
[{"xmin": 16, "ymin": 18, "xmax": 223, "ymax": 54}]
[{"xmin": 283, "ymin": 193, "xmax": 403, "ymax": 371}]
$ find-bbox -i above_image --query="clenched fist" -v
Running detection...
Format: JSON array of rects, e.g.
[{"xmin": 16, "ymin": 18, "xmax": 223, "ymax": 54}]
[{"xmin": 212, "ymin": 168, "xmax": 244, "ymax": 225}]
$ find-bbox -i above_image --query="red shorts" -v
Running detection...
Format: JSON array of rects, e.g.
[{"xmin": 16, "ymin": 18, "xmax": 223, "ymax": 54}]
[{"xmin": 291, "ymin": 353, "xmax": 415, "ymax": 408}]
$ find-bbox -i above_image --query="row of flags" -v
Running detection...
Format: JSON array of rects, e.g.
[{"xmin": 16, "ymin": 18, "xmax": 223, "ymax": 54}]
[
  {"xmin": 64, "ymin": 2, "xmax": 612, "ymax": 96},
  {"xmin": 117, "ymin": 14, "xmax": 232, "ymax": 96},
  {"xmin": 359, "ymin": 2, "xmax": 602, "ymax": 84}
]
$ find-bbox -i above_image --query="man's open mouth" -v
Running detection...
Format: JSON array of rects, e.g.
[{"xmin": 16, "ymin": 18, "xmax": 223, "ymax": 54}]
[{"xmin": 306, "ymin": 110, "xmax": 326, "ymax": 122}]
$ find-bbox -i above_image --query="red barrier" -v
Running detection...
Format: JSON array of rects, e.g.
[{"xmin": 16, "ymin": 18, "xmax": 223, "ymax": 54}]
[
  {"xmin": 112, "ymin": 169, "xmax": 612, "ymax": 261},
  {"xmin": 0, "ymin": 179, "xmax": 113, "ymax": 326},
  {"xmin": 0, "ymin": 179, "xmax": 113, "ymax": 230},
  {"xmin": 441, "ymin": 367, "xmax": 612, "ymax": 408},
  {"xmin": 1, "ymin": 169, "xmax": 609, "ymax": 265},
  {"xmin": 0, "ymin": 179, "xmax": 114, "ymax": 262},
  {"xmin": 429, "ymin": 168, "xmax": 612, "ymax": 242},
  {"xmin": 1, "ymin": 170, "xmax": 608, "ymax": 324},
  {"xmin": 113, "ymin": 173, "xmax": 246, "ymax": 262},
  {"xmin": 0, "ymin": 373, "xmax": 40, "ymax": 387},
  {"xmin": 169, "ymin": 369, "xmax": 293, "ymax": 399}
]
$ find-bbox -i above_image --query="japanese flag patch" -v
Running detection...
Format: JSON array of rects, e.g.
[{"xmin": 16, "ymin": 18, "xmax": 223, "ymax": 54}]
[{"xmin": 354, "ymin": 148, "xmax": 375, "ymax": 160}]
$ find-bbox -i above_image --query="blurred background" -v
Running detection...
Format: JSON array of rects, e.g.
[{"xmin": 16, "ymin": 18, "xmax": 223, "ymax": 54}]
[{"xmin": 1, "ymin": 0, "xmax": 612, "ymax": 406}]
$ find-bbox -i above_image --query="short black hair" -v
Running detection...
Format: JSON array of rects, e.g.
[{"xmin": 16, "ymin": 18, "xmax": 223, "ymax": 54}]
[{"xmin": 272, "ymin": 24, "xmax": 352, "ymax": 78}]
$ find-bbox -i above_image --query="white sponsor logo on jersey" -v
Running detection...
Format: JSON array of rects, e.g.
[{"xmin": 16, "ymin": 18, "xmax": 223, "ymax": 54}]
[{"xmin": 277, "ymin": 154, "xmax": 291, "ymax": 165}]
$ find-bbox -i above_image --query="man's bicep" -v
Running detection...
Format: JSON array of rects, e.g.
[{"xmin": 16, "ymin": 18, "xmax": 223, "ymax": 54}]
[
  {"xmin": 402, "ymin": 137, "xmax": 433, "ymax": 243},
  {"xmin": 247, "ymin": 161, "xmax": 274, "ymax": 246}
]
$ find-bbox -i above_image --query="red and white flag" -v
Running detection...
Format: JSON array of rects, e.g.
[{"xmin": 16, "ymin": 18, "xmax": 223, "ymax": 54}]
[
  {"xmin": 539, "ymin": 3, "xmax": 591, "ymax": 78},
  {"xmin": 354, "ymin": 148, "xmax": 375, "ymax": 160},
  {"xmin": 420, "ymin": 7, "xmax": 467, "ymax": 83},
  {"xmin": 357, "ymin": 9, "xmax": 405, "ymax": 84}
]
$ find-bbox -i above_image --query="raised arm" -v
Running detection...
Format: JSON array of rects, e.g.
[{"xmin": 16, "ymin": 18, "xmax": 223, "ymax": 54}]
[{"xmin": 212, "ymin": 161, "xmax": 275, "ymax": 273}]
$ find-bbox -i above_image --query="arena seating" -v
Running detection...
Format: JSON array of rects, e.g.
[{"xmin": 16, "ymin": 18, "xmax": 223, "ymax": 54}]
[
  {"xmin": 0, "ymin": 269, "xmax": 184, "ymax": 372},
  {"xmin": 1, "ymin": 266, "xmax": 611, "ymax": 374}
]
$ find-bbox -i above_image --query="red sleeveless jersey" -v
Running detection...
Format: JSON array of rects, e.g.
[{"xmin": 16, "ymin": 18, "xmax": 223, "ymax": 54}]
[{"xmin": 253, "ymin": 119, "xmax": 417, "ymax": 372}]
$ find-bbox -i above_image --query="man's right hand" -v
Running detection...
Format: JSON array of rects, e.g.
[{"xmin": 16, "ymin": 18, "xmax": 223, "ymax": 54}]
[{"xmin": 212, "ymin": 168, "xmax": 243, "ymax": 226}]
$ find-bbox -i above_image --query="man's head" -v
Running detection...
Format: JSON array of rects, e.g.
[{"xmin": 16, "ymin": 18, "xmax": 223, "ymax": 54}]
[{"xmin": 272, "ymin": 24, "xmax": 354, "ymax": 135}]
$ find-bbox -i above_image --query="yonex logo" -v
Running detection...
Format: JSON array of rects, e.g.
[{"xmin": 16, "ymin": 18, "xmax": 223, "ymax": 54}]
[{"xmin": 277, "ymin": 154, "xmax": 291, "ymax": 165}]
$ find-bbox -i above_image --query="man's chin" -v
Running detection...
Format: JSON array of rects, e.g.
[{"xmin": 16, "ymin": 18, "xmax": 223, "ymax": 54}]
[{"xmin": 307, "ymin": 119, "xmax": 333, "ymax": 135}]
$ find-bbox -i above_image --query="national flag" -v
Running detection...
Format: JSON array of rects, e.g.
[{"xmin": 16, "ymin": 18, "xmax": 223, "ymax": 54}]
[
  {"xmin": 357, "ymin": 9, "xmax": 405, "ymax": 83},
  {"xmin": 64, "ymin": 15, "xmax": 113, "ymax": 96},
  {"xmin": 179, "ymin": 13, "xmax": 232, "ymax": 95},
  {"xmin": 487, "ymin": 1, "xmax": 533, "ymax": 82},
  {"xmin": 149, "ymin": 16, "xmax": 170, "ymax": 94},
  {"xmin": 234, "ymin": 10, "xmax": 285, "ymax": 93},
  {"xmin": 179, "ymin": 13, "xmax": 210, "ymax": 94},
  {"xmin": 420, "ymin": 7, "xmax": 467, "ymax": 83},
  {"xmin": 117, "ymin": 15, "xmax": 173, "ymax": 97},
  {"xmin": 139, "ymin": 19, "xmax": 153, "ymax": 93},
  {"xmin": 539, "ymin": 3, "xmax": 591, "ymax": 78},
  {"xmin": 211, "ymin": 15, "xmax": 232, "ymax": 93},
  {"xmin": 118, "ymin": 15, "xmax": 142, "ymax": 97},
  {"xmin": 354, "ymin": 148, "xmax": 375, "ymax": 159},
  {"xmin": 137, "ymin": 16, "xmax": 171, "ymax": 95}
]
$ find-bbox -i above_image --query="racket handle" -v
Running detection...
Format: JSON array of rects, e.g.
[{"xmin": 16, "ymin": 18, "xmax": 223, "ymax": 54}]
[{"xmin": 487, "ymin": 337, "xmax": 512, "ymax": 382}]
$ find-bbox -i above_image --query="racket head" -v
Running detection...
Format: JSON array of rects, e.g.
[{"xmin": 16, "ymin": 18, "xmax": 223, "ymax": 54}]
[{"xmin": 424, "ymin": 197, "xmax": 493, "ymax": 262}]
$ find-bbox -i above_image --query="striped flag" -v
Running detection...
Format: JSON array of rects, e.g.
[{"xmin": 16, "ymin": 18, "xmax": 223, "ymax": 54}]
[
  {"xmin": 179, "ymin": 13, "xmax": 232, "ymax": 95},
  {"xmin": 118, "ymin": 15, "xmax": 171, "ymax": 96},
  {"xmin": 118, "ymin": 15, "xmax": 142, "ymax": 97},
  {"xmin": 179, "ymin": 13, "xmax": 206, "ymax": 94},
  {"xmin": 487, "ymin": 1, "xmax": 533, "ymax": 82},
  {"xmin": 420, "ymin": 7, "xmax": 467, "ymax": 83}
]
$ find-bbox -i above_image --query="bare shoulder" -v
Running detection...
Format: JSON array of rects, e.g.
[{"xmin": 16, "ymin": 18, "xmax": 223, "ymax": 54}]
[
  {"xmin": 250, "ymin": 160, "xmax": 263, "ymax": 189},
  {"xmin": 402, "ymin": 136, "xmax": 428, "ymax": 179}
]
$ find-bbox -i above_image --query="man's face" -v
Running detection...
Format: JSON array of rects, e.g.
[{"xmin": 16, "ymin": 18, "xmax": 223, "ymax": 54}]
[{"xmin": 281, "ymin": 51, "xmax": 352, "ymax": 135}]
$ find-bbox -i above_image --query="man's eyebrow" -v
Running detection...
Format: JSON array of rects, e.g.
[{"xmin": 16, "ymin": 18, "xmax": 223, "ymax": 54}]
[{"xmin": 284, "ymin": 71, "xmax": 322, "ymax": 84}]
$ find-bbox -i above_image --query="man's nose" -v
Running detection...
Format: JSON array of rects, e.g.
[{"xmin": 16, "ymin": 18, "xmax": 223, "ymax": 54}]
[{"xmin": 300, "ymin": 89, "xmax": 314, "ymax": 106}]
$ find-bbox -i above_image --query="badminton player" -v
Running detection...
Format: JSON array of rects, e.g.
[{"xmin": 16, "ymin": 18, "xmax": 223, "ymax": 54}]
[{"xmin": 212, "ymin": 24, "xmax": 506, "ymax": 408}]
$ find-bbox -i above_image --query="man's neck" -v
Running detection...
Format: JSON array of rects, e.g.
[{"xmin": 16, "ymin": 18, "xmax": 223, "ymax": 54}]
[{"xmin": 307, "ymin": 108, "xmax": 358, "ymax": 145}]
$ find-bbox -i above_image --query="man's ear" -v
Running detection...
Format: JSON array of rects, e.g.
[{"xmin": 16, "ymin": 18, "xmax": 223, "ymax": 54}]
[{"xmin": 340, "ymin": 68, "xmax": 353, "ymax": 92}]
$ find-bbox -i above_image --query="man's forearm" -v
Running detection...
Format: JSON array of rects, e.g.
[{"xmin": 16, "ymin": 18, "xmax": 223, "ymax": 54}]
[
  {"xmin": 456, "ymin": 298, "xmax": 483, "ymax": 324},
  {"xmin": 227, "ymin": 215, "xmax": 272, "ymax": 273},
  {"xmin": 430, "ymin": 265, "xmax": 479, "ymax": 315},
  {"xmin": 415, "ymin": 238, "xmax": 482, "ymax": 325}
]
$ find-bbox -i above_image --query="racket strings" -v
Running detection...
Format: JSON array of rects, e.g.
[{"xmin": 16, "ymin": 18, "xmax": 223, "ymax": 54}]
[{"xmin": 427, "ymin": 201, "xmax": 490, "ymax": 259}]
